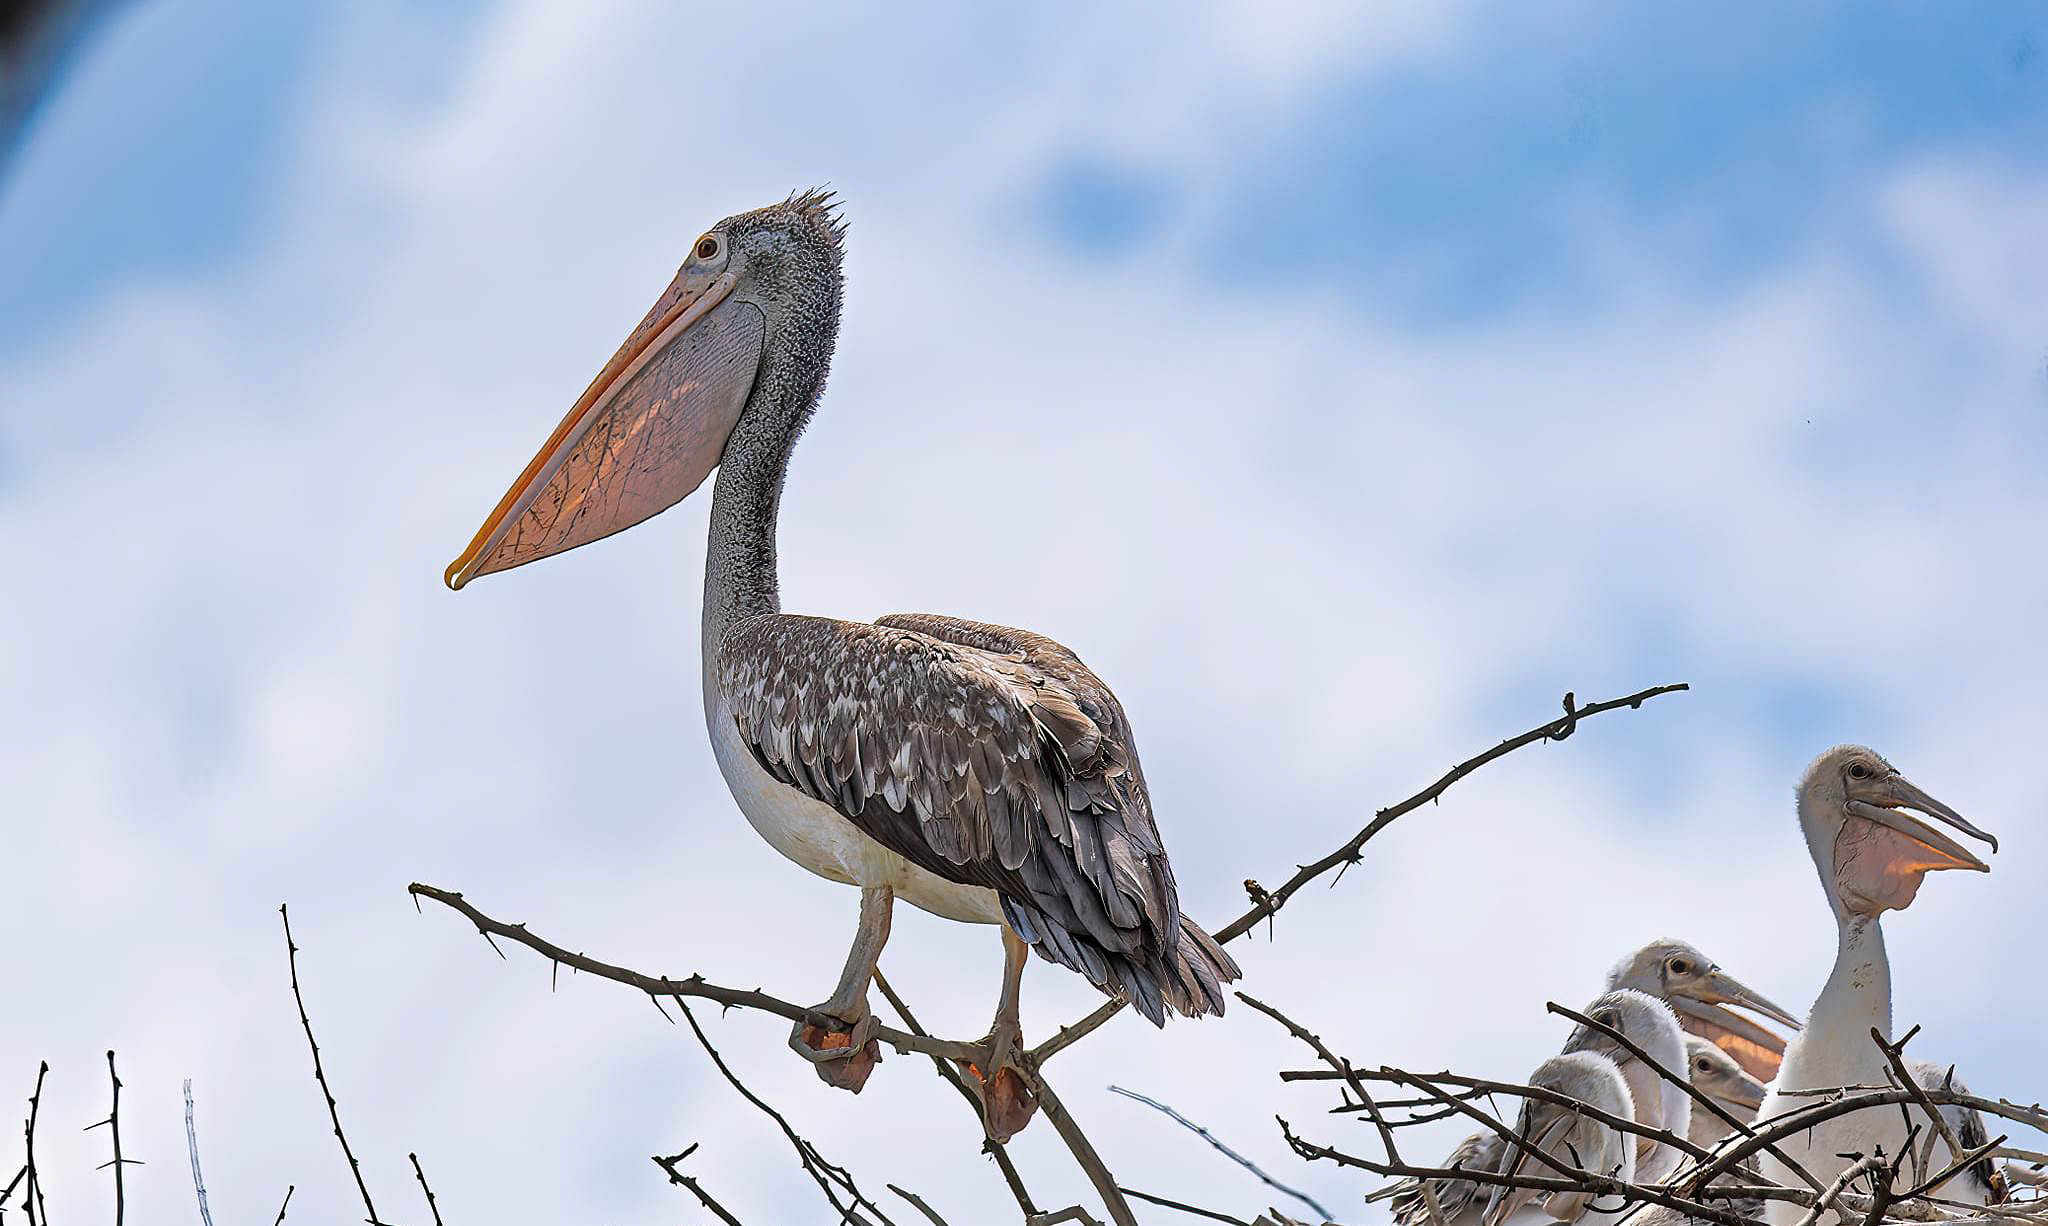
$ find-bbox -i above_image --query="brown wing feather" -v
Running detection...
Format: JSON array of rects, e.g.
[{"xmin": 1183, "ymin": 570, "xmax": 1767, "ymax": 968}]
[{"xmin": 714, "ymin": 613, "xmax": 1237, "ymax": 1023}]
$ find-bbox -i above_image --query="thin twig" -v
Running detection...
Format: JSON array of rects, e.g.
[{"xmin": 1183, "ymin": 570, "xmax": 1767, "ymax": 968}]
[
  {"xmin": 672, "ymin": 995, "xmax": 894, "ymax": 1226},
  {"xmin": 184, "ymin": 1081, "xmax": 215, "ymax": 1226},
  {"xmin": 1796, "ymin": 1156, "xmax": 1889, "ymax": 1226},
  {"xmin": 1875, "ymin": 1027, "xmax": 2005, "ymax": 1201},
  {"xmin": 272, "ymin": 1185, "xmax": 294, "ymax": 1226},
  {"xmin": 281, "ymin": 904, "xmax": 386, "ymax": 1226},
  {"xmin": 888, "ymin": 1184, "xmax": 951, "ymax": 1226},
  {"xmin": 1117, "ymin": 1185, "xmax": 1254, "ymax": 1224},
  {"xmin": 1107, "ymin": 1086, "xmax": 1332, "ymax": 1221},
  {"xmin": 26, "ymin": 1062, "xmax": 48, "ymax": 1226},
  {"xmin": 84, "ymin": 1050, "xmax": 137, "ymax": 1225},
  {"xmin": 1030, "ymin": 683, "xmax": 1689, "ymax": 1064},
  {"xmin": 1014, "ymin": 1060, "xmax": 1138, "ymax": 1226},
  {"xmin": 409, "ymin": 1153, "xmax": 444, "ymax": 1226},
  {"xmin": 871, "ymin": 969, "xmax": 1039, "ymax": 1217},
  {"xmin": 653, "ymin": 1146, "xmax": 745, "ymax": 1226}
]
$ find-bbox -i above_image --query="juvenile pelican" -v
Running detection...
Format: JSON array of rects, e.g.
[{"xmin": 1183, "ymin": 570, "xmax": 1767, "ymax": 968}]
[
  {"xmin": 1909, "ymin": 1060, "xmax": 2008, "ymax": 1205},
  {"xmin": 1756, "ymin": 746, "xmax": 1997, "ymax": 1224},
  {"xmin": 1387, "ymin": 954, "xmax": 1776, "ymax": 1226},
  {"xmin": 1482, "ymin": 1051, "xmax": 1637, "ymax": 1226},
  {"xmin": 1606, "ymin": 940, "xmax": 1801, "ymax": 1081},
  {"xmin": 1563, "ymin": 989, "xmax": 1692, "ymax": 1185},
  {"xmin": 445, "ymin": 192, "xmax": 1239, "ymax": 1140},
  {"xmin": 1682, "ymin": 1036, "xmax": 1767, "ymax": 1149}
]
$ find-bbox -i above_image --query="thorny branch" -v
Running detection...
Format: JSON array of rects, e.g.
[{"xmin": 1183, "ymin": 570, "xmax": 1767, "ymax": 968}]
[
  {"xmin": 408, "ymin": 682, "xmax": 1687, "ymax": 1225},
  {"xmin": 1029, "ymin": 683, "xmax": 1691, "ymax": 1065},
  {"xmin": 871, "ymin": 969, "xmax": 1039, "ymax": 1217},
  {"xmin": 281, "ymin": 903, "xmax": 387, "ymax": 1226},
  {"xmin": 84, "ymin": 1050, "xmax": 139, "ymax": 1226},
  {"xmin": 653, "ymin": 1144, "xmax": 746, "ymax": 1226},
  {"xmin": 671, "ymin": 994, "xmax": 900, "ymax": 1226}
]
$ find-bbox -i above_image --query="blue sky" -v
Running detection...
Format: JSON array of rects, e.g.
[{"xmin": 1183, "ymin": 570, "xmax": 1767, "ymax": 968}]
[{"xmin": 2, "ymin": 3, "xmax": 2045, "ymax": 1223}]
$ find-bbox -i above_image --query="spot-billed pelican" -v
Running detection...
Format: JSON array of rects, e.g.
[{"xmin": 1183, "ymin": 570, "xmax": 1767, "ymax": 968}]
[
  {"xmin": 444, "ymin": 191, "xmax": 1239, "ymax": 1141},
  {"xmin": 1482, "ymin": 1051, "xmax": 1637, "ymax": 1226},
  {"xmin": 1756, "ymin": 746, "xmax": 1997, "ymax": 1224},
  {"xmin": 1563, "ymin": 989, "xmax": 1692, "ymax": 1185},
  {"xmin": 1606, "ymin": 939, "xmax": 1802, "ymax": 1081},
  {"xmin": 1682, "ymin": 1036, "xmax": 1767, "ymax": 1149}
]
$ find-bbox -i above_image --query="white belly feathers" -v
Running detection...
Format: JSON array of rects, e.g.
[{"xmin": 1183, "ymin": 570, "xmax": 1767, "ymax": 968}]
[{"xmin": 706, "ymin": 704, "xmax": 1006, "ymax": 925}]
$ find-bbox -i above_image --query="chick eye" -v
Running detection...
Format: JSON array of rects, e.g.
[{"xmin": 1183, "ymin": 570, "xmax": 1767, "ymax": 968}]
[
  {"xmin": 1668, "ymin": 957, "xmax": 1691, "ymax": 976},
  {"xmin": 1848, "ymin": 762, "xmax": 1870, "ymax": 780},
  {"xmin": 695, "ymin": 235, "xmax": 722, "ymax": 261},
  {"xmin": 1696, "ymin": 1058, "xmax": 1712, "ymax": 1072}
]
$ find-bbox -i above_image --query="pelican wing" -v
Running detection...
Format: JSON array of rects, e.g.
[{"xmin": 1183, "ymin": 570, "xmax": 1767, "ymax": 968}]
[{"xmin": 713, "ymin": 613, "xmax": 1238, "ymax": 1023}]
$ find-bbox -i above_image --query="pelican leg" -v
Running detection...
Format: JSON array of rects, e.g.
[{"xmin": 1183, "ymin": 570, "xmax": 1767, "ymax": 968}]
[
  {"xmin": 789, "ymin": 884, "xmax": 891, "ymax": 1092},
  {"xmin": 968, "ymin": 924, "xmax": 1039, "ymax": 1142}
]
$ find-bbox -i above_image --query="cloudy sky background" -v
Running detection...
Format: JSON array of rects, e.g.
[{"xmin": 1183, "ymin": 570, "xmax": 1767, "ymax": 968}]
[{"xmin": 3, "ymin": 2, "xmax": 2045, "ymax": 1221}]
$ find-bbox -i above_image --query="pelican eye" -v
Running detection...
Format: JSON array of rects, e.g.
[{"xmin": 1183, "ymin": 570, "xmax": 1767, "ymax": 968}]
[
  {"xmin": 695, "ymin": 235, "xmax": 722, "ymax": 261},
  {"xmin": 1848, "ymin": 762, "xmax": 1870, "ymax": 780},
  {"xmin": 1667, "ymin": 957, "xmax": 1691, "ymax": 976},
  {"xmin": 1695, "ymin": 1057, "xmax": 1712, "ymax": 1072}
]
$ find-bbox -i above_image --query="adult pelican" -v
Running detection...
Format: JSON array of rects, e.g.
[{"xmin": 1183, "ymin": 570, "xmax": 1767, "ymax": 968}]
[
  {"xmin": 1756, "ymin": 746, "xmax": 1997, "ymax": 1223},
  {"xmin": 1606, "ymin": 939, "xmax": 1802, "ymax": 1081},
  {"xmin": 444, "ymin": 191, "xmax": 1238, "ymax": 1140}
]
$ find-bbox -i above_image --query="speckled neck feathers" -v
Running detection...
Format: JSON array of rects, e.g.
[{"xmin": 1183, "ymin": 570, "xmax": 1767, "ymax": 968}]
[{"xmin": 702, "ymin": 191, "xmax": 845, "ymax": 645}]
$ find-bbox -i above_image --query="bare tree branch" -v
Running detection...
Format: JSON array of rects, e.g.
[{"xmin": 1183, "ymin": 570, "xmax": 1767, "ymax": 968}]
[
  {"xmin": 1012, "ymin": 1060, "xmax": 1137, "ymax": 1226},
  {"xmin": 671, "ymin": 994, "xmax": 897, "ymax": 1226},
  {"xmin": 889, "ymin": 1183, "xmax": 953, "ymax": 1226},
  {"xmin": 184, "ymin": 1081, "xmax": 215, "ymax": 1226},
  {"xmin": 83, "ymin": 1050, "xmax": 139, "ymax": 1224},
  {"xmin": 871, "ymin": 968, "xmax": 1039, "ymax": 1218},
  {"xmin": 408, "ymin": 1153, "xmax": 444, "ymax": 1226},
  {"xmin": 1117, "ymin": 1185, "xmax": 1254, "ymax": 1224},
  {"xmin": 408, "ymin": 883, "xmax": 979, "ymax": 1064},
  {"xmin": 1030, "ymin": 683, "xmax": 1690, "ymax": 1064},
  {"xmin": 1107, "ymin": 1085, "xmax": 1331, "ymax": 1221},
  {"xmin": 653, "ymin": 1145, "xmax": 745, "ymax": 1225},
  {"xmin": 280, "ymin": 903, "xmax": 387, "ymax": 1226}
]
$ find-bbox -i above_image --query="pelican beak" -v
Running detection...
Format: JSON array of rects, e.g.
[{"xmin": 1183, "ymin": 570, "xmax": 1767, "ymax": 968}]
[
  {"xmin": 445, "ymin": 268, "xmax": 761, "ymax": 589},
  {"xmin": 1711, "ymin": 1069, "xmax": 1769, "ymax": 1114},
  {"xmin": 1669, "ymin": 970, "xmax": 1799, "ymax": 1083},
  {"xmin": 1835, "ymin": 770, "xmax": 1996, "ymax": 917},
  {"xmin": 1846, "ymin": 773, "xmax": 1997, "ymax": 872}
]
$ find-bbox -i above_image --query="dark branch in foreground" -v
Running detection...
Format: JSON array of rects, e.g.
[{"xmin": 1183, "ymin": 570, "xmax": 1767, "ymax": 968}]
[
  {"xmin": 281, "ymin": 904, "xmax": 387, "ymax": 1226},
  {"xmin": 409, "ymin": 1153, "xmax": 444, "ymax": 1226},
  {"xmin": 672, "ymin": 995, "xmax": 899, "ymax": 1226},
  {"xmin": 84, "ymin": 1050, "xmax": 138, "ymax": 1225},
  {"xmin": 872, "ymin": 968, "xmax": 1039, "ymax": 1218},
  {"xmin": 653, "ymin": 1144, "xmax": 745, "ymax": 1225}
]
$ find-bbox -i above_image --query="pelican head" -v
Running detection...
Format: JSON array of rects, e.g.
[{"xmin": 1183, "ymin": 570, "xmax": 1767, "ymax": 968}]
[
  {"xmin": 446, "ymin": 189, "xmax": 846, "ymax": 590},
  {"xmin": 1563, "ymin": 988, "xmax": 1691, "ymax": 1185},
  {"xmin": 1607, "ymin": 939, "xmax": 1800, "ymax": 1082},
  {"xmin": 1683, "ymin": 1036, "xmax": 1766, "ymax": 1146},
  {"xmin": 1796, "ymin": 746, "xmax": 1996, "ymax": 920},
  {"xmin": 1483, "ymin": 1050, "xmax": 1636, "ymax": 1226}
]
